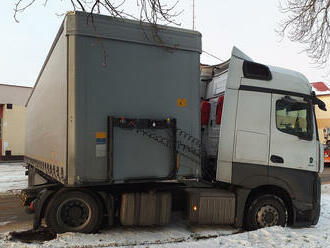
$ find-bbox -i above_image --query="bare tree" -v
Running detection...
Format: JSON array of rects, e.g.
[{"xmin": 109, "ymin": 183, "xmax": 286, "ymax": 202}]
[
  {"xmin": 279, "ymin": 0, "xmax": 330, "ymax": 65},
  {"xmin": 14, "ymin": 0, "xmax": 182, "ymax": 26}
]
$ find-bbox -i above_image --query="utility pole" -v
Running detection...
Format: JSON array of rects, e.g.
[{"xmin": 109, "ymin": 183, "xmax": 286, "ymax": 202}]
[{"xmin": 192, "ymin": 0, "xmax": 195, "ymax": 30}]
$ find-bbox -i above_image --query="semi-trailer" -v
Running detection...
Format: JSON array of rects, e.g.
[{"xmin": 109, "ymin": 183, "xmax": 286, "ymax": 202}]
[{"xmin": 21, "ymin": 11, "xmax": 326, "ymax": 233}]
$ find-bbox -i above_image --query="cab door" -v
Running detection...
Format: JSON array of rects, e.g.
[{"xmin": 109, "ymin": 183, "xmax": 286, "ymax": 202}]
[{"xmin": 269, "ymin": 94, "xmax": 318, "ymax": 172}]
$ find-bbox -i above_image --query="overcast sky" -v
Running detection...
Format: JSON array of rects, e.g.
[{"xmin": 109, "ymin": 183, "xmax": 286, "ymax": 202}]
[{"xmin": 0, "ymin": 0, "xmax": 329, "ymax": 87}]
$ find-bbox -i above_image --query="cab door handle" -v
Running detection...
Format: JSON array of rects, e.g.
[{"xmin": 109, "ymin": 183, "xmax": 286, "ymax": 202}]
[{"xmin": 270, "ymin": 155, "xmax": 284, "ymax": 163}]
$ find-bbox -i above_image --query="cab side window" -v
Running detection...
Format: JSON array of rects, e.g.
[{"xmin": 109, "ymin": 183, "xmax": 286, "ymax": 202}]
[{"xmin": 276, "ymin": 98, "xmax": 312, "ymax": 140}]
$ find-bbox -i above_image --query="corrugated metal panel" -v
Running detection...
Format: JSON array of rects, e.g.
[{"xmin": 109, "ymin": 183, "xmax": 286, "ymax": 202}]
[
  {"xmin": 120, "ymin": 192, "xmax": 171, "ymax": 226},
  {"xmin": 187, "ymin": 188, "xmax": 235, "ymax": 225}
]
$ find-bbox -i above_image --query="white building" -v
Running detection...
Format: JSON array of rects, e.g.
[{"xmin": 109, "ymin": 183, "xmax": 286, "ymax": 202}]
[{"xmin": 0, "ymin": 84, "xmax": 32, "ymax": 161}]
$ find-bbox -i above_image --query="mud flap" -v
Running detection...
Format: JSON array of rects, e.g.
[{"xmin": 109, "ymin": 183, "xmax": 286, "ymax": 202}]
[{"xmin": 33, "ymin": 189, "xmax": 56, "ymax": 230}]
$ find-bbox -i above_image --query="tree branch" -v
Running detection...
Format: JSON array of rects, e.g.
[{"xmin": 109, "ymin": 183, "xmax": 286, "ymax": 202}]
[
  {"xmin": 13, "ymin": 0, "xmax": 182, "ymax": 26},
  {"xmin": 279, "ymin": 0, "xmax": 330, "ymax": 65}
]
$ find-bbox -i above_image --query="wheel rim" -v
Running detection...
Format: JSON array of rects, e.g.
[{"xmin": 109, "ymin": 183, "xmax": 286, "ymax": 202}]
[
  {"xmin": 57, "ymin": 198, "xmax": 91, "ymax": 230},
  {"xmin": 256, "ymin": 205, "xmax": 279, "ymax": 227}
]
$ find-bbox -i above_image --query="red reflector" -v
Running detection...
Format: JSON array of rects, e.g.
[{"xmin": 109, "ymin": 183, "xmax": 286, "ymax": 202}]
[
  {"xmin": 216, "ymin": 95, "xmax": 224, "ymax": 125},
  {"xmin": 201, "ymin": 101, "xmax": 211, "ymax": 125},
  {"xmin": 29, "ymin": 201, "xmax": 34, "ymax": 210}
]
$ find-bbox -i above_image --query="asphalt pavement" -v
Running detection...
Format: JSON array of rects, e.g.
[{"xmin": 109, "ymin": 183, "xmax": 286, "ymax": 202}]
[{"xmin": 0, "ymin": 194, "xmax": 32, "ymax": 233}]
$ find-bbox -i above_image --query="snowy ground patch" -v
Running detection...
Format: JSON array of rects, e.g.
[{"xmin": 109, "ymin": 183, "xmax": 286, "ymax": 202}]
[
  {"xmin": 0, "ymin": 167, "xmax": 330, "ymax": 247},
  {"xmin": 141, "ymin": 184, "xmax": 330, "ymax": 248},
  {"xmin": 0, "ymin": 221, "xmax": 11, "ymax": 226},
  {"xmin": 1, "ymin": 185, "xmax": 330, "ymax": 247},
  {"xmin": 0, "ymin": 163, "xmax": 27, "ymax": 193}
]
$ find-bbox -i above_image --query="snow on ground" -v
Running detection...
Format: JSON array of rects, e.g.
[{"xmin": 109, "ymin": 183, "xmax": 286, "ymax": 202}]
[
  {"xmin": 0, "ymin": 185, "xmax": 330, "ymax": 247},
  {"xmin": 0, "ymin": 163, "xmax": 27, "ymax": 193},
  {"xmin": 1, "ymin": 165, "xmax": 330, "ymax": 247},
  {"xmin": 0, "ymin": 222, "xmax": 11, "ymax": 226}
]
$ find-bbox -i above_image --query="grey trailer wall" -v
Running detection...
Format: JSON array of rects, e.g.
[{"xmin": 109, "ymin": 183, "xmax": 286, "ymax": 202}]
[
  {"xmin": 66, "ymin": 13, "xmax": 201, "ymax": 184},
  {"xmin": 25, "ymin": 26, "xmax": 68, "ymax": 183}
]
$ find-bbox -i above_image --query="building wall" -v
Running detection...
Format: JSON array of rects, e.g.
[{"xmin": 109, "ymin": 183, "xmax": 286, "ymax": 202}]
[
  {"xmin": 0, "ymin": 85, "xmax": 32, "ymax": 105},
  {"xmin": 0, "ymin": 104, "xmax": 3, "ymax": 160},
  {"xmin": 315, "ymin": 95, "xmax": 330, "ymax": 144},
  {"xmin": 1, "ymin": 104, "xmax": 26, "ymax": 158}
]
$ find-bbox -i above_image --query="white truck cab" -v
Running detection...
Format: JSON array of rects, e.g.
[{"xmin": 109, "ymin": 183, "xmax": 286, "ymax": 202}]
[{"xmin": 201, "ymin": 47, "xmax": 325, "ymax": 228}]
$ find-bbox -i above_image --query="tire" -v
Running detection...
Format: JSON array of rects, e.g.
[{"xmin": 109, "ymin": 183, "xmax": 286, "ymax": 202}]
[
  {"xmin": 245, "ymin": 194, "xmax": 288, "ymax": 231},
  {"xmin": 45, "ymin": 190, "xmax": 103, "ymax": 233}
]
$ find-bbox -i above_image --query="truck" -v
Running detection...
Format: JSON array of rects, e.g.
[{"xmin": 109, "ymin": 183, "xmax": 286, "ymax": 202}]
[{"xmin": 22, "ymin": 11, "xmax": 326, "ymax": 233}]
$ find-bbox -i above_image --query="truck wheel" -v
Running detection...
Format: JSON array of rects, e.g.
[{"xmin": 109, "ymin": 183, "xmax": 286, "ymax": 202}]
[
  {"xmin": 245, "ymin": 194, "xmax": 287, "ymax": 231},
  {"xmin": 45, "ymin": 190, "xmax": 103, "ymax": 233}
]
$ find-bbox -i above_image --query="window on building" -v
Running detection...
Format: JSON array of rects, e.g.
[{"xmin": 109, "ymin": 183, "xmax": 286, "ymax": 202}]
[
  {"xmin": 6, "ymin": 104, "xmax": 12, "ymax": 109},
  {"xmin": 276, "ymin": 98, "xmax": 312, "ymax": 140},
  {"xmin": 5, "ymin": 150, "xmax": 11, "ymax": 156},
  {"xmin": 0, "ymin": 118, "xmax": 2, "ymax": 139}
]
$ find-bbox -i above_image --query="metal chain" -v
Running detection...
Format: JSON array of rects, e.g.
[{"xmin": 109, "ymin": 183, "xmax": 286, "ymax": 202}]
[
  {"xmin": 133, "ymin": 127, "xmax": 216, "ymax": 181},
  {"xmin": 132, "ymin": 128, "xmax": 201, "ymax": 164},
  {"xmin": 177, "ymin": 128, "xmax": 201, "ymax": 148}
]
